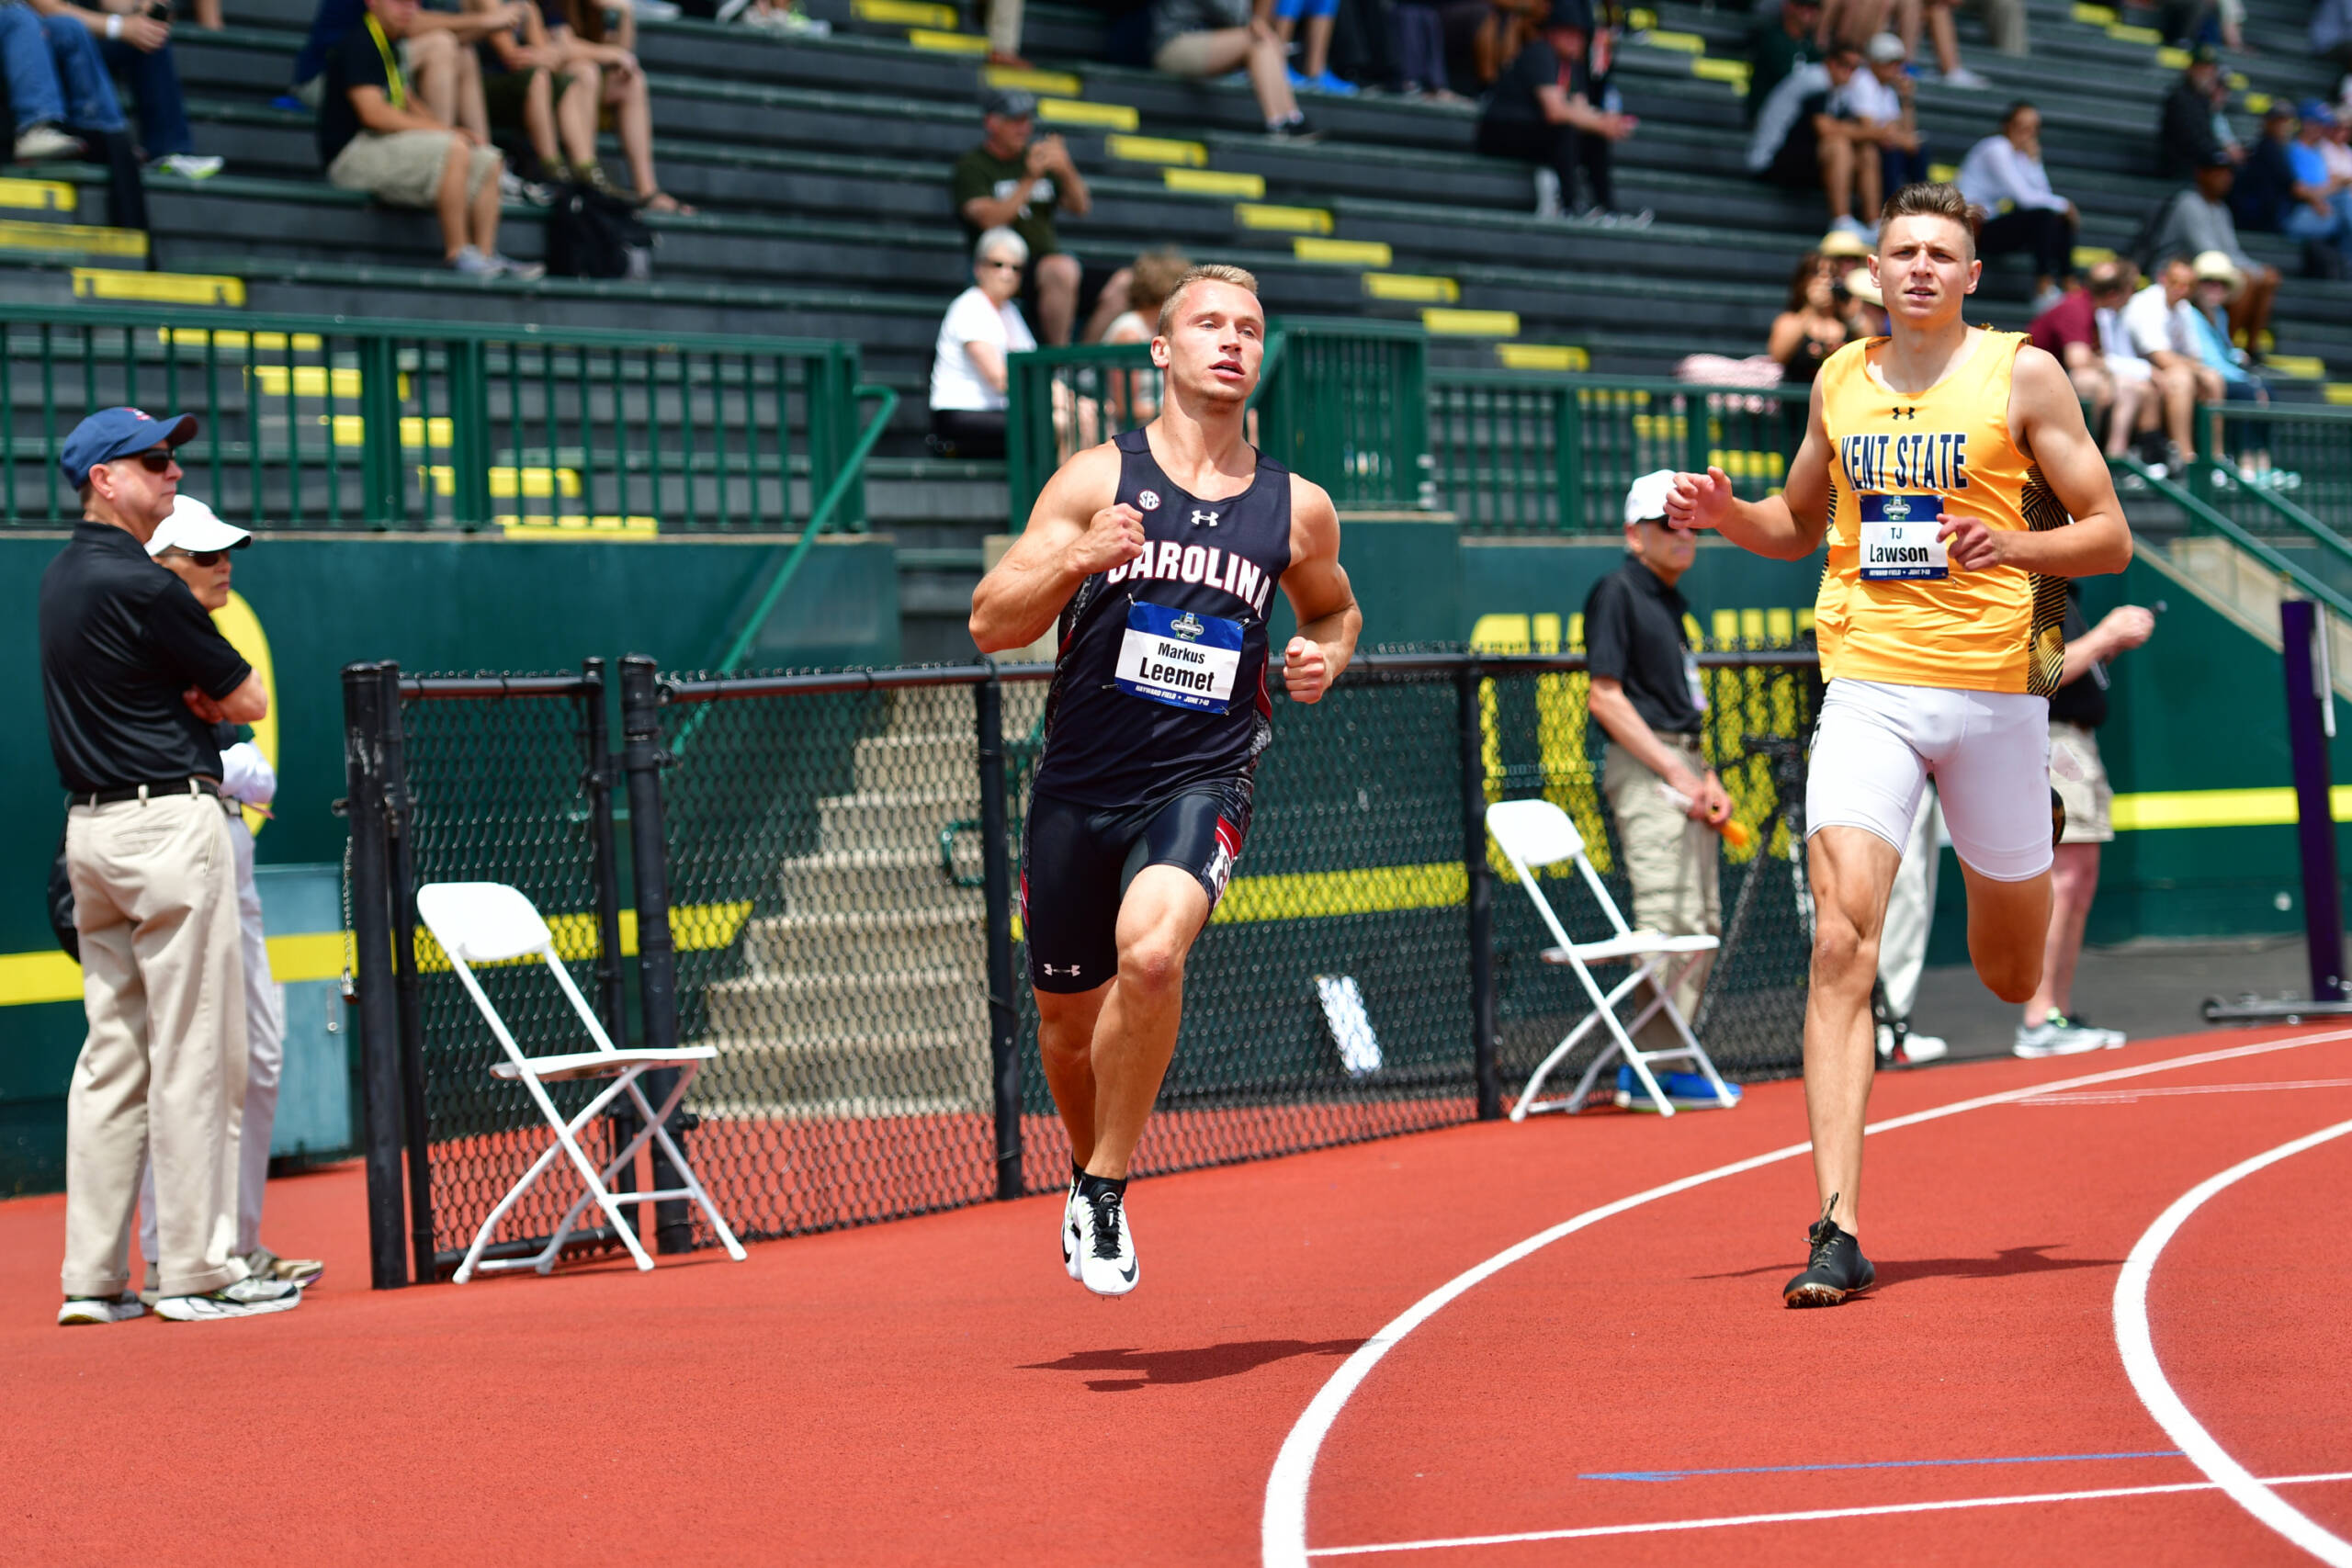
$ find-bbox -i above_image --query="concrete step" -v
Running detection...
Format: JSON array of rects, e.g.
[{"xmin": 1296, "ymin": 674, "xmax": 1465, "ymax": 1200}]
[
  {"xmin": 687, "ymin": 1030, "xmax": 990, "ymax": 1115},
  {"xmin": 741, "ymin": 903, "xmax": 985, "ymax": 977},
  {"xmin": 700, "ymin": 962, "xmax": 982, "ymax": 1038},
  {"xmin": 817, "ymin": 785, "xmax": 977, "ymax": 856},
  {"xmin": 850, "ymin": 728, "xmax": 979, "ymax": 782},
  {"xmin": 769, "ymin": 846, "xmax": 981, "ymax": 913}
]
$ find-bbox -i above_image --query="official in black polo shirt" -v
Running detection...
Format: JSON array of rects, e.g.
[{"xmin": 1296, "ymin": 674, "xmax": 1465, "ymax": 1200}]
[
  {"xmin": 40, "ymin": 407, "xmax": 300, "ymax": 1325},
  {"xmin": 1584, "ymin": 468, "xmax": 1738, "ymax": 1107}
]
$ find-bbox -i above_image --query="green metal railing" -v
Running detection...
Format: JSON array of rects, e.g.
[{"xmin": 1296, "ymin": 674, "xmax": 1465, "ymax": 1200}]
[
  {"xmin": 2189, "ymin": 400, "xmax": 2352, "ymax": 539},
  {"xmin": 1003, "ymin": 316, "xmax": 1430, "ymax": 527},
  {"xmin": 1430, "ymin": 372, "xmax": 1805, "ymax": 535},
  {"xmin": 1, "ymin": 303, "xmax": 868, "ymax": 534},
  {"xmin": 2120, "ymin": 454, "xmax": 2352, "ymax": 624}
]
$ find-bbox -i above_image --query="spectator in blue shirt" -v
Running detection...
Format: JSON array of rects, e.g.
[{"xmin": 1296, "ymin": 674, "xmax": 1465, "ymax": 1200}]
[
  {"xmin": 2184, "ymin": 250, "xmax": 2286, "ymax": 485},
  {"xmin": 2285, "ymin": 99, "xmax": 2352, "ymax": 263}
]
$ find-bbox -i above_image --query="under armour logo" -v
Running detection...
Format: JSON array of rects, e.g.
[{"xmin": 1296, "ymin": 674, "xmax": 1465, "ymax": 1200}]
[
  {"xmin": 1043, "ymin": 964, "xmax": 1080, "ymax": 977},
  {"xmin": 1891, "ymin": 406, "xmax": 1918, "ymax": 421},
  {"xmin": 1190, "ymin": 509, "xmax": 1219, "ymax": 528}
]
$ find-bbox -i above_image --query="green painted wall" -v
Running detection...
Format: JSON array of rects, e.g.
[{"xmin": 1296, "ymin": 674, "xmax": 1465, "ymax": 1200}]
[{"xmin": 0, "ymin": 531, "xmax": 898, "ymax": 1190}]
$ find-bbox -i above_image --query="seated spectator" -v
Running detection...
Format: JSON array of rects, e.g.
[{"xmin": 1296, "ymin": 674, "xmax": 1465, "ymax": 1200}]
[
  {"xmin": 1747, "ymin": 0, "xmax": 1821, "ymax": 124},
  {"xmin": 465, "ymin": 0, "xmax": 582, "ymax": 196},
  {"xmin": 538, "ymin": 0, "xmax": 691, "ymax": 210},
  {"xmin": 290, "ymin": 0, "xmax": 511, "ymax": 149},
  {"xmin": 1846, "ymin": 34, "xmax": 1927, "ymax": 197},
  {"xmin": 2030, "ymin": 261, "xmax": 2148, "ymax": 457},
  {"xmin": 1956, "ymin": 100, "xmax": 2075, "ymax": 311},
  {"xmin": 2183, "ymin": 249, "xmax": 2279, "ymax": 481},
  {"xmin": 952, "ymin": 88, "xmax": 1132, "ymax": 345},
  {"xmin": 2148, "ymin": 158, "xmax": 2278, "ymax": 351},
  {"xmin": 1150, "ymin": 0, "xmax": 1316, "ymax": 139},
  {"xmin": 1101, "ymin": 245, "xmax": 1189, "ymax": 425},
  {"xmin": 1893, "ymin": 0, "xmax": 1988, "ymax": 86},
  {"xmin": 2157, "ymin": 47, "xmax": 2239, "ymax": 179},
  {"xmin": 1768, "ymin": 252, "xmax": 1854, "ymax": 390},
  {"xmin": 1817, "ymin": 221, "xmax": 1869, "ymax": 288},
  {"xmin": 1266, "ymin": 0, "xmax": 1354, "ymax": 94},
  {"xmin": 1475, "ymin": 0, "xmax": 1644, "ymax": 225},
  {"xmin": 1747, "ymin": 42, "xmax": 1879, "ymax": 241},
  {"xmin": 320, "ymin": 0, "xmax": 541, "ymax": 277},
  {"xmin": 0, "ymin": 1, "xmax": 111, "ymax": 161},
  {"xmin": 2091, "ymin": 264, "xmax": 2173, "ymax": 469},
  {"xmin": 2230, "ymin": 105, "xmax": 2298, "ymax": 232},
  {"xmin": 2122, "ymin": 255, "xmax": 2215, "ymax": 468},
  {"xmin": 2284, "ymin": 99, "xmax": 2352, "ymax": 267},
  {"xmin": 17, "ymin": 0, "xmax": 216, "ymax": 175},
  {"xmin": 930, "ymin": 228, "xmax": 1035, "ymax": 459},
  {"xmin": 1393, "ymin": 0, "xmax": 1460, "ymax": 98}
]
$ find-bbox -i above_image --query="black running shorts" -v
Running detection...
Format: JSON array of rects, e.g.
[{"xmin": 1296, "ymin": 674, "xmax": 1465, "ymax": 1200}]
[{"xmin": 1020, "ymin": 775, "xmax": 1255, "ymax": 994}]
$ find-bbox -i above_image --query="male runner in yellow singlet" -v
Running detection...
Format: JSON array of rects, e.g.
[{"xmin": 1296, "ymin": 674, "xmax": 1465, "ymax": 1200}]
[{"xmin": 1668, "ymin": 184, "xmax": 2133, "ymax": 1306}]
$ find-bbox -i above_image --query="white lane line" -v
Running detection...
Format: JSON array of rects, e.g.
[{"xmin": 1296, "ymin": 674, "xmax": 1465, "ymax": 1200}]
[
  {"xmin": 2019, "ymin": 1078, "xmax": 2352, "ymax": 1106},
  {"xmin": 2114, "ymin": 1116, "xmax": 2352, "ymax": 1567},
  {"xmin": 1305, "ymin": 1471, "xmax": 2352, "ymax": 1557},
  {"xmin": 1261, "ymin": 1029, "xmax": 2352, "ymax": 1568}
]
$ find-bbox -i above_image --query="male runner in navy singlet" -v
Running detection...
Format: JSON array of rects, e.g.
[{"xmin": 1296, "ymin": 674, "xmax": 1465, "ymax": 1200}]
[{"xmin": 968, "ymin": 265, "xmax": 1361, "ymax": 1297}]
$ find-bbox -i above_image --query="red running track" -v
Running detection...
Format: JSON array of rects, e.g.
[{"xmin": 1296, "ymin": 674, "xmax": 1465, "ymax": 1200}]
[{"xmin": 2, "ymin": 1027, "xmax": 2346, "ymax": 1567}]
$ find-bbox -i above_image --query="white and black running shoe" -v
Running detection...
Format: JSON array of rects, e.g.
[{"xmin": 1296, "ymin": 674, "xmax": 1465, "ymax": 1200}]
[
  {"xmin": 1061, "ymin": 1168, "xmax": 1084, "ymax": 1281},
  {"xmin": 155, "ymin": 1276, "xmax": 301, "ymax": 1322},
  {"xmin": 1074, "ymin": 1179, "xmax": 1138, "ymax": 1297},
  {"xmin": 57, "ymin": 1292, "xmax": 144, "ymax": 1326}
]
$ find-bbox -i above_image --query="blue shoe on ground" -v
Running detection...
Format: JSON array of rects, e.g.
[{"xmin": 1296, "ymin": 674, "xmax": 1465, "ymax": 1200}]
[{"xmin": 1613, "ymin": 1064, "xmax": 1742, "ymax": 1111}]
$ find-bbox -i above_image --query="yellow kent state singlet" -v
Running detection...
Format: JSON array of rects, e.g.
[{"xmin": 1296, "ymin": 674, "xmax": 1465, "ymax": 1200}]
[{"xmin": 1814, "ymin": 328, "xmax": 2068, "ymax": 697}]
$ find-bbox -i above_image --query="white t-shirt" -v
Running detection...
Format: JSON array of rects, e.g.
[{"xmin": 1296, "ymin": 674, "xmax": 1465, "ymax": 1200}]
[
  {"xmin": 1838, "ymin": 68, "xmax": 1903, "ymax": 125},
  {"xmin": 2120, "ymin": 282, "xmax": 2195, "ymax": 360},
  {"xmin": 929, "ymin": 286, "xmax": 1035, "ymax": 412}
]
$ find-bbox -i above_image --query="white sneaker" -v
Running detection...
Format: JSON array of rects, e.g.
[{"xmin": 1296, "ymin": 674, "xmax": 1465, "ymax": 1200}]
[
  {"xmin": 1060, "ymin": 1173, "xmax": 1083, "ymax": 1281},
  {"xmin": 2013, "ymin": 1014, "xmax": 2108, "ymax": 1058},
  {"xmin": 245, "ymin": 1247, "xmax": 326, "ymax": 1288},
  {"xmin": 1939, "ymin": 64, "xmax": 1990, "ymax": 87},
  {"xmin": 1532, "ymin": 167, "xmax": 1564, "ymax": 220},
  {"xmin": 1072, "ymin": 1181, "xmax": 1138, "ymax": 1297},
  {"xmin": 1829, "ymin": 213, "xmax": 1871, "ymax": 241},
  {"xmin": 153, "ymin": 153, "xmax": 223, "ymax": 179},
  {"xmin": 58, "ymin": 1292, "xmax": 145, "ymax": 1325},
  {"xmin": 1876, "ymin": 1023, "xmax": 1950, "ymax": 1064},
  {"xmin": 13, "ymin": 124, "xmax": 79, "ymax": 162},
  {"xmin": 155, "ymin": 1276, "xmax": 301, "ymax": 1322}
]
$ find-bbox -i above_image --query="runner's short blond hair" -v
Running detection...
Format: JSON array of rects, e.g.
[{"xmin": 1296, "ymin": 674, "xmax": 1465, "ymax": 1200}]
[{"xmin": 1156, "ymin": 264, "xmax": 1262, "ymax": 336}]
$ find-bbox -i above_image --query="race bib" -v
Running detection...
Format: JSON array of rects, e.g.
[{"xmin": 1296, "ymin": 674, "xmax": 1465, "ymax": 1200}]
[
  {"xmin": 1858, "ymin": 492, "xmax": 1949, "ymax": 581},
  {"xmin": 1114, "ymin": 601, "xmax": 1243, "ymax": 713}
]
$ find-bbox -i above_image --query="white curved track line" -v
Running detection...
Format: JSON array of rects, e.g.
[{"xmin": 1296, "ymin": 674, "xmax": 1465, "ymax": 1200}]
[
  {"xmin": 2114, "ymin": 1115, "xmax": 2352, "ymax": 1566},
  {"xmin": 1262, "ymin": 1029, "xmax": 2352, "ymax": 1568}
]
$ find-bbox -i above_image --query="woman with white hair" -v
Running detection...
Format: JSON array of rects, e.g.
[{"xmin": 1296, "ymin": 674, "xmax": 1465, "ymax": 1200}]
[{"xmin": 930, "ymin": 226, "xmax": 1037, "ymax": 458}]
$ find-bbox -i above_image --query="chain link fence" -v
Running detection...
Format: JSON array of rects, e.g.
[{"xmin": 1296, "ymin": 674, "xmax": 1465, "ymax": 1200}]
[{"xmin": 344, "ymin": 647, "xmax": 1822, "ymax": 1288}]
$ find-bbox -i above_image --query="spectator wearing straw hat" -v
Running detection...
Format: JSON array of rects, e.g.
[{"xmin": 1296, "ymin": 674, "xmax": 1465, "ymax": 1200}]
[
  {"xmin": 1582, "ymin": 470, "xmax": 1740, "ymax": 1109},
  {"xmin": 40, "ymin": 408, "xmax": 302, "ymax": 1326},
  {"xmin": 126, "ymin": 498, "xmax": 325, "ymax": 1304}
]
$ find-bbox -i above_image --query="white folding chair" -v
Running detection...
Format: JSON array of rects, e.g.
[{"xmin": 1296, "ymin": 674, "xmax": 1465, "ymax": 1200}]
[
  {"xmin": 416, "ymin": 881, "xmax": 748, "ymax": 1282},
  {"xmin": 1485, "ymin": 799, "xmax": 1736, "ymax": 1119}
]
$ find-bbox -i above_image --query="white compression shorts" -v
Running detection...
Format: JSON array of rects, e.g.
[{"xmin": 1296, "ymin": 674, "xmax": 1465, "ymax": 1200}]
[{"xmin": 1805, "ymin": 678, "xmax": 2054, "ymax": 882}]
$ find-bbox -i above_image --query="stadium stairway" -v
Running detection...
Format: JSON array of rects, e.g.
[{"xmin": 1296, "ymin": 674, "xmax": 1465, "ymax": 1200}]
[{"xmin": 2, "ymin": 0, "xmax": 2345, "ymax": 655}]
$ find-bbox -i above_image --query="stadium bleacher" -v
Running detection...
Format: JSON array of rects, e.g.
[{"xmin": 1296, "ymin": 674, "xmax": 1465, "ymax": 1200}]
[{"xmin": 2, "ymin": 0, "xmax": 2347, "ymax": 656}]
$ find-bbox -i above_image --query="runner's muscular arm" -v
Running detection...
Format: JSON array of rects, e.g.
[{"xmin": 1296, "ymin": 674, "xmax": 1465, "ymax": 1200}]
[
  {"xmin": 1278, "ymin": 476, "xmax": 1360, "ymax": 704},
  {"xmin": 1939, "ymin": 345, "xmax": 2133, "ymax": 578},
  {"xmin": 969, "ymin": 444, "xmax": 1141, "ymax": 653},
  {"xmin": 1666, "ymin": 375, "xmax": 1833, "ymax": 560}
]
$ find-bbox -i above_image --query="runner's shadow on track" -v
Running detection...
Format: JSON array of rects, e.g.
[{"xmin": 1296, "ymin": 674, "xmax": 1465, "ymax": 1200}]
[
  {"xmin": 1023, "ymin": 1338, "xmax": 1367, "ymax": 1393},
  {"xmin": 1696, "ymin": 1245, "xmax": 2123, "ymax": 1293}
]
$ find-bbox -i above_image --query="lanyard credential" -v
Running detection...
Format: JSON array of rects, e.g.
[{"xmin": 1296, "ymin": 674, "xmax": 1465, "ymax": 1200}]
[{"xmin": 365, "ymin": 14, "xmax": 407, "ymax": 109}]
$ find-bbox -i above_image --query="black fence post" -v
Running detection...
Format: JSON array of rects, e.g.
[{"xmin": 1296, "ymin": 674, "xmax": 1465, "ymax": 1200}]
[
  {"xmin": 618, "ymin": 655, "xmax": 691, "ymax": 1252},
  {"xmin": 378, "ymin": 663, "xmax": 436, "ymax": 1282},
  {"xmin": 582, "ymin": 659, "xmax": 629, "ymax": 1043},
  {"xmin": 975, "ymin": 667, "xmax": 1023, "ymax": 1200},
  {"xmin": 1458, "ymin": 660, "xmax": 1501, "ymax": 1121},
  {"xmin": 341, "ymin": 661, "xmax": 407, "ymax": 1289}
]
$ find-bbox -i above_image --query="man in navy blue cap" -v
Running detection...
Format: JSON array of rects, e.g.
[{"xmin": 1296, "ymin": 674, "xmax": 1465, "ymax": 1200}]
[{"xmin": 40, "ymin": 407, "xmax": 303, "ymax": 1326}]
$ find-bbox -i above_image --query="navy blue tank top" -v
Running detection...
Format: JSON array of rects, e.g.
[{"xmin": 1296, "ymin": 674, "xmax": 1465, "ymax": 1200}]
[{"xmin": 1031, "ymin": 427, "xmax": 1294, "ymax": 807}]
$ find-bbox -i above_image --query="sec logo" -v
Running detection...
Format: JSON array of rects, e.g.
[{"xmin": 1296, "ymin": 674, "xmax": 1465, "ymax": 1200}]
[{"xmin": 1137, "ymin": 490, "xmax": 1161, "ymax": 511}]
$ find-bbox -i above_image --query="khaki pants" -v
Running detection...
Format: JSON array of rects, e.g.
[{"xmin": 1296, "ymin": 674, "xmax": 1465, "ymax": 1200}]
[
  {"xmin": 1601, "ymin": 735, "xmax": 1722, "ymax": 1048},
  {"xmin": 62, "ymin": 791, "xmax": 249, "ymax": 1301}
]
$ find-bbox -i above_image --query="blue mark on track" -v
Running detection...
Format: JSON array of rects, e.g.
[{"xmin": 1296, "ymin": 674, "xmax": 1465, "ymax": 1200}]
[{"xmin": 1584, "ymin": 1450, "xmax": 2186, "ymax": 1483}]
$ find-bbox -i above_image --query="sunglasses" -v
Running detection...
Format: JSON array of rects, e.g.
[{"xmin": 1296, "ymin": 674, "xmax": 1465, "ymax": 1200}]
[
  {"xmin": 163, "ymin": 546, "xmax": 239, "ymax": 567},
  {"xmin": 122, "ymin": 450, "xmax": 177, "ymax": 473},
  {"xmin": 981, "ymin": 258, "xmax": 1023, "ymax": 271}
]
